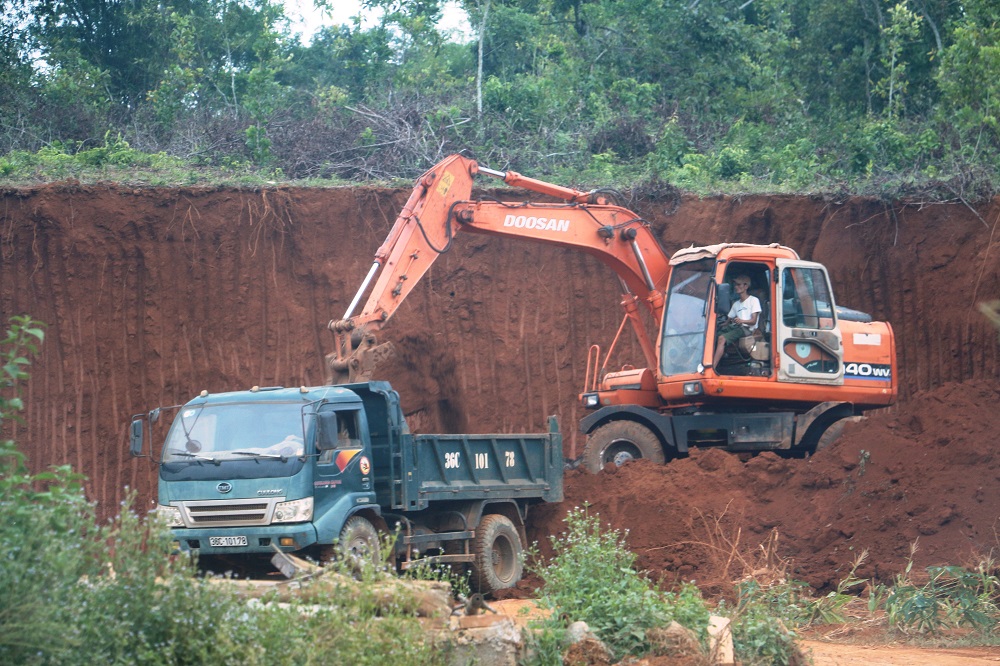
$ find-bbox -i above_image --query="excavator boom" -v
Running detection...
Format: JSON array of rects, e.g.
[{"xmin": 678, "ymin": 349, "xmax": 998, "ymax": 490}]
[{"xmin": 328, "ymin": 154, "xmax": 671, "ymax": 383}]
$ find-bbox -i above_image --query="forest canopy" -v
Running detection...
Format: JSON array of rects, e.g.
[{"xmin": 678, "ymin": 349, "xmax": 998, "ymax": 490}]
[{"xmin": 1, "ymin": 0, "xmax": 998, "ymax": 196}]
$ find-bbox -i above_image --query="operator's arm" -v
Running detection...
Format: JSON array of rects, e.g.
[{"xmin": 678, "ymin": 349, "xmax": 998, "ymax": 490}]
[{"xmin": 726, "ymin": 302, "xmax": 739, "ymax": 322}]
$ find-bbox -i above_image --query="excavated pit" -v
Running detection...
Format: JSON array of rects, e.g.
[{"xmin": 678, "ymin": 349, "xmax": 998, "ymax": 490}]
[{"xmin": 1, "ymin": 183, "xmax": 998, "ymax": 589}]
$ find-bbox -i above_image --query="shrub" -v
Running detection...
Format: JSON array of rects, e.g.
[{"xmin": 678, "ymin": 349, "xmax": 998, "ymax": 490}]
[
  {"xmin": 529, "ymin": 506, "xmax": 710, "ymax": 660},
  {"xmin": 872, "ymin": 548, "xmax": 1000, "ymax": 635},
  {"xmin": 727, "ymin": 588, "xmax": 801, "ymax": 666},
  {"xmin": 0, "ymin": 442, "xmax": 97, "ymax": 663}
]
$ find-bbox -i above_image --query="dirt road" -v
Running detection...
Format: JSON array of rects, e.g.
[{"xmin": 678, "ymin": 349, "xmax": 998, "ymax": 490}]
[{"xmin": 801, "ymin": 640, "xmax": 1000, "ymax": 665}]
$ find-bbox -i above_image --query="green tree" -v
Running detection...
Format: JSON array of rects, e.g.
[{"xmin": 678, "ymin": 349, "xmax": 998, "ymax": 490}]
[
  {"xmin": 30, "ymin": 0, "xmax": 174, "ymax": 109},
  {"xmin": 0, "ymin": 0, "xmax": 40, "ymax": 149},
  {"xmin": 875, "ymin": 2, "xmax": 923, "ymax": 118},
  {"xmin": 284, "ymin": 24, "xmax": 396, "ymax": 100},
  {"xmin": 935, "ymin": 0, "xmax": 1000, "ymax": 151}
]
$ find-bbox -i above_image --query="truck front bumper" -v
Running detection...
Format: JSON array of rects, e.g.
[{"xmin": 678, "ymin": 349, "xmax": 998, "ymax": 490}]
[{"xmin": 171, "ymin": 523, "xmax": 319, "ymax": 555}]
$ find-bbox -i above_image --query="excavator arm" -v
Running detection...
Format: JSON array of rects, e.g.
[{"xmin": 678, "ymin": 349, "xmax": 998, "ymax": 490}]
[{"xmin": 327, "ymin": 154, "xmax": 672, "ymax": 383}]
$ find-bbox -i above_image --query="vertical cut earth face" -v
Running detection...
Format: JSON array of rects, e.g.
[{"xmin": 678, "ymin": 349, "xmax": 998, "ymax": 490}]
[{"xmin": 1, "ymin": 184, "xmax": 997, "ymax": 584}]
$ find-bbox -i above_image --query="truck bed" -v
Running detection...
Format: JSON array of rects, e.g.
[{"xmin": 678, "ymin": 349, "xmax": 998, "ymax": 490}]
[
  {"xmin": 402, "ymin": 427, "xmax": 562, "ymax": 506},
  {"xmin": 342, "ymin": 382, "xmax": 563, "ymax": 512}
]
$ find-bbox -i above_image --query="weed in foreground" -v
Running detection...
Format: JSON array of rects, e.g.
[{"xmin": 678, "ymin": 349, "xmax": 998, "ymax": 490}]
[
  {"xmin": 526, "ymin": 506, "xmax": 710, "ymax": 663},
  {"xmin": 871, "ymin": 542, "xmax": 1000, "ymax": 636}
]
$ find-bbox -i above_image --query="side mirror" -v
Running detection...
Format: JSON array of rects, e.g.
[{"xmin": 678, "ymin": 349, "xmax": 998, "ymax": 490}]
[
  {"xmin": 317, "ymin": 412, "xmax": 339, "ymax": 451},
  {"xmin": 149, "ymin": 407, "xmax": 161, "ymax": 425},
  {"xmin": 129, "ymin": 418, "xmax": 145, "ymax": 457}
]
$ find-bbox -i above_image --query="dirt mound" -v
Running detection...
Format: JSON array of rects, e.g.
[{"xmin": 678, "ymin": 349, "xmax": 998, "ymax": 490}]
[{"xmin": 528, "ymin": 379, "xmax": 1000, "ymax": 593}]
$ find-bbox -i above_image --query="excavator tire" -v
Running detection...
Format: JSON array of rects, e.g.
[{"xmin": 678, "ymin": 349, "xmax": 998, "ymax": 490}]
[
  {"xmin": 814, "ymin": 416, "xmax": 867, "ymax": 452},
  {"xmin": 470, "ymin": 514, "xmax": 523, "ymax": 594},
  {"xmin": 583, "ymin": 421, "xmax": 665, "ymax": 473}
]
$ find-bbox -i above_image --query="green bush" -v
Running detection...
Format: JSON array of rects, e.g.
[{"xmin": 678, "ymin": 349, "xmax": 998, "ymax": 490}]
[
  {"xmin": 529, "ymin": 506, "xmax": 709, "ymax": 661},
  {"xmin": 729, "ymin": 595, "xmax": 800, "ymax": 665},
  {"xmin": 1, "ymin": 454, "xmax": 442, "ymax": 665},
  {"xmin": 873, "ymin": 553, "xmax": 1000, "ymax": 635},
  {"xmin": 0, "ymin": 138, "xmax": 188, "ymax": 183},
  {"xmin": 0, "ymin": 442, "xmax": 97, "ymax": 663}
]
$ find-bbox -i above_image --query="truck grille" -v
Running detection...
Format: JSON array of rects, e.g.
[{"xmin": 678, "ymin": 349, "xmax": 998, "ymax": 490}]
[{"xmin": 177, "ymin": 498, "xmax": 283, "ymax": 527}]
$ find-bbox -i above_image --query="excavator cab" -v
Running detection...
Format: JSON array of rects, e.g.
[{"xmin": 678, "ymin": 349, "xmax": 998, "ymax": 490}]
[
  {"xmin": 656, "ymin": 245, "xmax": 790, "ymax": 382},
  {"xmin": 659, "ymin": 245, "xmax": 846, "ymax": 384},
  {"xmin": 647, "ymin": 242, "xmax": 855, "ymax": 401}
]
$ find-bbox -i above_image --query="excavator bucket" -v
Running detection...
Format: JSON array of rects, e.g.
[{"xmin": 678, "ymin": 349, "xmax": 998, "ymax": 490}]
[{"xmin": 326, "ymin": 326, "xmax": 396, "ymax": 384}]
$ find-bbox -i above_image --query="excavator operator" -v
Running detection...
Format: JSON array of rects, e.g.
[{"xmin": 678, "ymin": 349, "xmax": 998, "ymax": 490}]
[{"xmin": 712, "ymin": 274, "xmax": 761, "ymax": 369}]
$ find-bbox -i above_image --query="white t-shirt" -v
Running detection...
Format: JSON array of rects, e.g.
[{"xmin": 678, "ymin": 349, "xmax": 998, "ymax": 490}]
[{"xmin": 728, "ymin": 295, "xmax": 762, "ymax": 332}]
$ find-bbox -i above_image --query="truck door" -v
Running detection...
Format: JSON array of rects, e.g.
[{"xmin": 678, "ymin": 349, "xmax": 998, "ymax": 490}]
[
  {"xmin": 775, "ymin": 260, "xmax": 844, "ymax": 385},
  {"xmin": 314, "ymin": 408, "xmax": 371, "ymax": 502}
]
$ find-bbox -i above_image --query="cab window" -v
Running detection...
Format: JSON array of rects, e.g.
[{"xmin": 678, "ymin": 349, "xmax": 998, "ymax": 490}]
[
  {"xmin": 782, "ymin": 267, "xmax": 835, "ymax": 330},
  {"xmin": 317, "ymin": 410, "xmax": 362, "ymax": 465}
]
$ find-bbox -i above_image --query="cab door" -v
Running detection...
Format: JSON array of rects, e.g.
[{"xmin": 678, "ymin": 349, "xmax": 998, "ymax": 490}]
[
  {"xmin": 775, "ymin": 260, "xmax": 844, "ymax": 385},
  {"xmin": 314, "ymin": 407, "xmax": 372, "ymax": 506}
]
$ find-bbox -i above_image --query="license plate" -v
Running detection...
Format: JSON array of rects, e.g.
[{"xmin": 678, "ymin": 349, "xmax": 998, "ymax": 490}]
[{"xmin": 209, "ymin": 536, "xmax": 248, "ymax": 547}]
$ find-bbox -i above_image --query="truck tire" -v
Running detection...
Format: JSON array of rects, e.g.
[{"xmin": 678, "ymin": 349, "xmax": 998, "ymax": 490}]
[
  {"xmin": 337, "ymin": 515, "xmax": 382, "ymax": 570},
  {"xmin": 583, "ymin": 420, "xmax": 665, "ymax": 473},
  {"xmin": 470, "ymin": 514, "xmax": 523, "ymax": 594}
]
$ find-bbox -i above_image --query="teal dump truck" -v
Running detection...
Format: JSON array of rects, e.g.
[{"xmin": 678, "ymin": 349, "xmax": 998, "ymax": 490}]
[{"xmin": 129, "ymin": 381, "xmax": 562, "ymax": 593}]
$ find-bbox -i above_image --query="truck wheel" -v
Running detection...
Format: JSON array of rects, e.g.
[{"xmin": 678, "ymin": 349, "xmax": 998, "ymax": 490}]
[
  {"xmin": 337, "ymin": 515, "xmax": 382, "ymax": 570},
  {"xmin": 470, "ymin": 514, "xmax": 523, "ymax": 594},
  {"xmin": 583, "ymin": 421, "xmax": 665, "ymax": 473}
]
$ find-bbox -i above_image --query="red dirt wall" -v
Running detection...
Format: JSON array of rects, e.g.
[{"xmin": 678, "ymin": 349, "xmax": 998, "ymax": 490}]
[{"xmin": 1, "ymin": 183, "xmax": 998, "ymax": 584}]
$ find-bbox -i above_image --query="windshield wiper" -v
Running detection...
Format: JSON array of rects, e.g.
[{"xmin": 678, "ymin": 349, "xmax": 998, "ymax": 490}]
[
  {"xmin": 231, "ymin": 450, "xmax": 287, "ymax": 462},
  {"xmin": 166, "ymin": 450, "xmax": 219, "ymax": 465}
]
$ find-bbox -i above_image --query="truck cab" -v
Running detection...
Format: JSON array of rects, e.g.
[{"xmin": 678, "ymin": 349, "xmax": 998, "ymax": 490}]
[{"xmin": 141, "ymin": 385, "xmax": 377, "ymax": 559}]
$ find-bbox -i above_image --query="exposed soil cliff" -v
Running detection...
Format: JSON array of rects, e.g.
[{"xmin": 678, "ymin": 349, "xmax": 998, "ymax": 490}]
[{"xmin": 1, "ymin": 183, "xmax": 997, "ymax": 584}]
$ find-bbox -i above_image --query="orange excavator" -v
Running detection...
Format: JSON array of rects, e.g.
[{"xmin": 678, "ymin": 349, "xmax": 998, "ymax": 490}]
[{"xmin": 328, "ymin": 154, "xmax": 897, "ymax": 472}]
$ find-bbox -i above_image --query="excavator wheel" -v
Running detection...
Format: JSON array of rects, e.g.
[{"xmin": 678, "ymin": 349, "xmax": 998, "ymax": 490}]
[
  {"xmin": 814, "ymin": 416, "xmax": 867, "ymax": 453},
  {"xmin": 582, "ymin": 421, "xmax": 665, "ymax": 473}
]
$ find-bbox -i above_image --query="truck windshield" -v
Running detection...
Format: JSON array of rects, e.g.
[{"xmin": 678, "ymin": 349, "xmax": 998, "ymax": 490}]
[
  {"xmin": 162, "ymin": 402, "xmax": 306, "ymax": 463},
  {"xmin": 660, "ymin": 261, "xmax": 713, "ymax": 376}
]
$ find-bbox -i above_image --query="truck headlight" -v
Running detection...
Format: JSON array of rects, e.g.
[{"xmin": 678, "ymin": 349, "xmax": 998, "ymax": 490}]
[
  {"xmin": 273, "ymin": 497, "xmax": 313, "ymax": 524},
  {"xmin": 582, "ymin": 393, "xmax": 600, "ymax": 409},
  {"xmin": 156, "ymin": 504, "xmax": 184, "ymax": 527}
]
